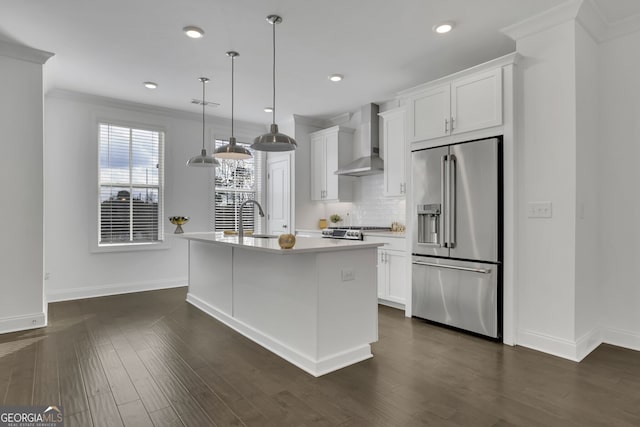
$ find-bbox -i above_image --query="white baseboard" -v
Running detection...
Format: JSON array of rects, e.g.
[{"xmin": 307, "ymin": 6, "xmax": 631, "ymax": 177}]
[
  {"xmin": 518, "ymin": 326, "xmax": 640, "ymax": 362},
  {"xmin": 517, "ymin": 328, "xmax": 584, "ymax": 362},
  {"xmin": 377, "ymin": 298, "xmax": 405, "ymax": 311},
  {"xmin": 603, "ymin": 327, "xmax": 640, "ymax": 352},
  {"xmin": 186, "ymin": 293, "xmax": 372, "ymax": 377},
  {"xmin": 46, "ymin": 278, "xmax": 187, "ymax": 302},
  {"xmin": 575, "ymin": 328, "xmax": 604, "ymax": 361},
  {"xmin": 0, "ymin": 312, "xmax": 47, "ymax": 335}
]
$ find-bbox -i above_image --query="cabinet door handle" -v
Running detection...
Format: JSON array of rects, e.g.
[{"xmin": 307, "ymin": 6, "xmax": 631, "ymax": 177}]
[
  {"xmin": 451, "ymin": 116, "xmax": 455, "ymax": 131},
  {"xmin": 444, "ymin": 118, "xmax": 449, "ymax": 133}
]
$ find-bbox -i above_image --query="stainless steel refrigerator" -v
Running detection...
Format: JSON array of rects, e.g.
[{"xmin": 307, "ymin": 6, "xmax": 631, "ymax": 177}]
[{"xmin": 411, "ymin": 137, "xmax": 502, "ymax": 339}]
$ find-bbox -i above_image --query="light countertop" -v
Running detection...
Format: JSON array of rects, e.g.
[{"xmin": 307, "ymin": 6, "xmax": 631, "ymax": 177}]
[
  {"xmin": 177, "ymin": 232, "xmax": 383, "ymax": 255},
  {"xmin": 362, "ymin": 231, "xmax": 406, "ymax": 238}
]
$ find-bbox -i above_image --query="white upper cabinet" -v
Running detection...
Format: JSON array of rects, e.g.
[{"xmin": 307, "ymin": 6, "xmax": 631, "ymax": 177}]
[
  {"xmin": 404, "ymin": 67, "xmax": 503, "ymax": 143},
  {"xmin": 407, "ymin": 84, "xmax": 451, "ymax": 142},
  {"xmin": 451, "ymin": 68, "xmax": 503, "ymax": 135},
  {"xmin": 379, "ymin": 108, "xmax": 407, "ymax": 197},
  {"xmin": 309, "ymin": 126, "xmax": 353, "ymax": 202}
]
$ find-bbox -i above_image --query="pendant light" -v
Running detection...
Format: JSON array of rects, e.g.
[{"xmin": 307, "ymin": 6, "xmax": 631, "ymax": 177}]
[
  {"xmin": 187, "ymin": 77, "xmax": 219, "ymax": 167},
  {"xmin": 251, "ymin": 14, "xmax": 297, "ymax": 152},
  {"xmin": 214, "ymin": 51, "xmax": 252, "ymax": 160}
]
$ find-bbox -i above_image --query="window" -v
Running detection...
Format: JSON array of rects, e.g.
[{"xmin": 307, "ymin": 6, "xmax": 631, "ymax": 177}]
[
  {"xmin": 98, "ymin": 123, "xmax": 164, "ymax": 245},
  {"xmin": 214, "ymin": 140, "xmax": 263, "ymax": 232}
]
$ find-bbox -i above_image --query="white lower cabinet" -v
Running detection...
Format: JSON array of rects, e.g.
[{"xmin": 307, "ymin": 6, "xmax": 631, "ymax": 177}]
[
  {"xmin": 365, "ymin": 234, "xmax": 407, "ymax": 308},
  {"xmin": 377, "ymin": 249, "xmax": 407, "ymax": 306}
]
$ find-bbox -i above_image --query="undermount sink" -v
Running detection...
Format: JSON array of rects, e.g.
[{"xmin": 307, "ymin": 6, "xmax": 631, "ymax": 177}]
[{"xmin": 250, "ymin": 234, "xmax": 279, "ymax": 239}]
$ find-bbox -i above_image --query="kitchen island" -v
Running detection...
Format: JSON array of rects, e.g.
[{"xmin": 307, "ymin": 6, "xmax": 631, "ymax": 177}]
[{"xmin": 178, "ymin": 232, "xmax": 383, "ymax": 376}]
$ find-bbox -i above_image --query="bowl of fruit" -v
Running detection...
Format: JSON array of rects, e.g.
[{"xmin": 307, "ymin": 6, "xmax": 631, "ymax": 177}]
[{"xmin": 169, "ymin": 216, "xmax": 189, "ymax": 234}]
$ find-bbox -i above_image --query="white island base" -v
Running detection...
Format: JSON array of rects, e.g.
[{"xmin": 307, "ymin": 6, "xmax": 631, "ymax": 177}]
[{"xmin": 181, "ymin": 233, "xmax": 381, "ymax": 377}]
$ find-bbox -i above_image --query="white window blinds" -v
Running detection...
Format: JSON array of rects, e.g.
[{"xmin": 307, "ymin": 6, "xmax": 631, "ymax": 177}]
[
  {"xmin": 213, "ymin": 140, "xmax": 263, "ymax": 233},
  {"xmin": 99, "ymin": 123, "xmax": 164, "ymax": 245}
]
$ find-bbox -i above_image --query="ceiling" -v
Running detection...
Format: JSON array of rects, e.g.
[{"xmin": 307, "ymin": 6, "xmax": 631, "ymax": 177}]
[{"xmin": 1, "ymin": 0, "xmax": 637, "ymax": 125}]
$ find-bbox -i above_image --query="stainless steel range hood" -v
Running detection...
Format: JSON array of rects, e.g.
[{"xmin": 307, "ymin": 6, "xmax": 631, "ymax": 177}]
[{"xmin": 335, "ymin": 103, "xmax": 383, "ymax": 176}]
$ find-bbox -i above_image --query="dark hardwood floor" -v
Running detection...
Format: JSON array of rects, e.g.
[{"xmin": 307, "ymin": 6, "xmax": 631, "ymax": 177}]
[{"xmin": 1, "ymin": 288, "xmax": 639, "ymax": 426}]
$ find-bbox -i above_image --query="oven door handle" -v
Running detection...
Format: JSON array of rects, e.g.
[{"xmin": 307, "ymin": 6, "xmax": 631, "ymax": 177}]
[{"xmin": 412, "ymin": 260, "xmax": 491, "ymax": 274}]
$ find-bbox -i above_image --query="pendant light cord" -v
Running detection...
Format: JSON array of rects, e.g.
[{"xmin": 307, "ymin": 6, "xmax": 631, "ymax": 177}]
[
  {"xmin": 231, "ymin": 55, "xmax": 235, "ymax": 139},
  {"xmin": 202, "ymin": 79, "xmax": 206, "ymax": 150},
  {"xmin": 272, "ymin": 19, "xmax": 276, "ymax": 125}
]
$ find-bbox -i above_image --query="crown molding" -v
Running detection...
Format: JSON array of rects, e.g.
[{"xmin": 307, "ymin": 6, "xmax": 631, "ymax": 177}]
[
  {"xmin": 46, "ymin": 88, "xmax": 265, "ymax": 132},
  {"xmin": 292, "ymin": 114, "xmax": 331, "ymax": 128},
  {"xmin": 328, "ymin": 112, "xmax": 353, "ymax": 126},
  {"xmin": 579, "ymin": 0, "xmax": 640, "ymax": 43},
  {"xmin": 501, "ymin": 0, "xmax": 583, "ymax": 41},
  {"xmin": 0, "ymin": 39, "xmax": 54, "ymax": 64},
  {"xmin": 502, "ymin": 0, "xmax": 640, "ymax": 44}
]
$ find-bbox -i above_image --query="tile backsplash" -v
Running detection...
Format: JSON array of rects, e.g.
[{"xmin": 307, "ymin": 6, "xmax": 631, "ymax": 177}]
[{"xmin": 323, "ymin": 173, "xmax": 406, "ymax": 227}]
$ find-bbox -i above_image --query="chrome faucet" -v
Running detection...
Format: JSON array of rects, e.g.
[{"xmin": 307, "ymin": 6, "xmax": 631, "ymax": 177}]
[{"xmin": 238, "ymin": 199, "xmax": 265, "ymax": 239}]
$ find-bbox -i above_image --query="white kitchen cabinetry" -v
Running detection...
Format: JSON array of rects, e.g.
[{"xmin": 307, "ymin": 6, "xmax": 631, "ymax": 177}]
[
  {"xmin": 406, "ymin": 68, "xmax": 502, "ymax": 143},
  {"xmin": 379, "ymin": 108, "xmax": 407, "ymax": 197},
  {"xmin": 365, "ymin": 234, "xmax": 407, "ymax": 308},
  {"xmin": 310, "ymin": 126, "xmax": 353, "ymax": 201}
]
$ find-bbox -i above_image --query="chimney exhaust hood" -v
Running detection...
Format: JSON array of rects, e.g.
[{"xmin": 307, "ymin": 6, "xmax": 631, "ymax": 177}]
[{"xmin": 335, "ymin": 103, "xmax": 383, "ymax": 176}]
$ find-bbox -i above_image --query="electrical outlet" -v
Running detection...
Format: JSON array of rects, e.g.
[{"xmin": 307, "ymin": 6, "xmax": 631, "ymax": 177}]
[
  {"xmin": 341, "ymin": 269, "xmax": 355, "ymax": 281},
  {"xmin": 527, "ymin": 201, "xmax": 552, "ymax": 218},
  {"xmin": 44, "ymin": 272, "xmax": 50, "ymax": 280}
]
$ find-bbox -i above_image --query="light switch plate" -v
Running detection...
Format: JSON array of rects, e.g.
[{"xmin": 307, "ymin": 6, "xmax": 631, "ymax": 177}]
[{"xmin": 528, "ymin": 201, "xmax": 552, "ymax": 218}]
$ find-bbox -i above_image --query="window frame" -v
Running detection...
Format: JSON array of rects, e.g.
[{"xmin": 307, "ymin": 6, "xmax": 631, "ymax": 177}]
[
  {"xmin": 212, "ymin": 138, "xmax": 265, "ymax": 233},
  {"xmin": 92, "ymin": 119, "xmax": 168, "ymax": 253}
]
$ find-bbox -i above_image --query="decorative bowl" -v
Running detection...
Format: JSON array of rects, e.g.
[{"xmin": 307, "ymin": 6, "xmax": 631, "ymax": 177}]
[
  {"xmin": 169, "ymin": 216, "xmax": 189, "ymax": 234},
  {"xmin": 278, "ymin": 233, "xmax": 296, "ymax": 249}
]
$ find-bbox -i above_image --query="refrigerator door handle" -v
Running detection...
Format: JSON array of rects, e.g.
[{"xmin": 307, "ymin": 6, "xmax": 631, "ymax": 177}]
[
  {"xmin": 412, "ymin": 260, "xmax": 491, "ymax": 274},
  {"xmin": 441, "ymin": 155, "xmax": 448, "ymax": 248},
  {"xmin": 449, "ymin": 154, "xmax": 457, "ymax": 249}
]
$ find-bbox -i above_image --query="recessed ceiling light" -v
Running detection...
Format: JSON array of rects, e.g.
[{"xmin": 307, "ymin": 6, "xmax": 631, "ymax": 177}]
[
  {"xmin": 183, "ymin": 26, "xmax": 204, "ymax": 39},
  {"xmin": 328, "ymin": 74, "xmax": 344, "ymax": 82},
  {"xmin": 433, "ymin": 22, "xmax": 454, "ymax": 34},
  {"xmin": 143, "ymin": 82, "xmax": 158, "ymax": 89},
  {"xmin": 264, "ymin": 107, "xmax": 273, "ymax": 113}
]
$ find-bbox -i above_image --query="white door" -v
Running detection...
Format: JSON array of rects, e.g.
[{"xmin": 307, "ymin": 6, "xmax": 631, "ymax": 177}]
[
  {"xmin": 408, "ymin": 84, "xmax": 450, "ymax": 142},
  {"xmin": 310, "ymin": 135, "xmax": 325, "ymax": 201},
  {"xmin": 451, "ymin": 68, "xmax": 502, "ymax": 134},
  {"xmin": 267, "ymin": 153, "xmax": 290, "ymax": 235},
  {"xmin": 382, "ymin": 109, "xmax": 406, "ymax": 197},
  {"xmin": 324, "ymin": 132, "xmax": 339, "ymax": 200},
  {"xmin": 386, "ymin": 250, "xmax": 406, "ymax": 304}
]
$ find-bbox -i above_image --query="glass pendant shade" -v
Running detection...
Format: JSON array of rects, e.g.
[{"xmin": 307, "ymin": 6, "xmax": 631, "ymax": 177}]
[
  {"xmin": 215, "ymin": 51, "xmax": 252, "ymax": 160},
  {"xmin": 251, "ymin": 14, "xmax": 297, "ymax": 152},
  {"xmin": 187, "ymin": 77, "xmax": 219, "ymax": 167}
]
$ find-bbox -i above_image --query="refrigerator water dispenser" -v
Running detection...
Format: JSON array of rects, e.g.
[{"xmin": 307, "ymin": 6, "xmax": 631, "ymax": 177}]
[{"xmin": 417, "ymin": 204, "xmax": 441, "ymax": 245}]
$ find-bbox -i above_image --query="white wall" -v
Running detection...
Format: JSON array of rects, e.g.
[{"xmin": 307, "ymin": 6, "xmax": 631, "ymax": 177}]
[
  {"xmin": 598, "ymin": 31, "xmax": 640, "ymax": 351},
  {"xmin": 0, "ymin": 42, "xmax": 52, "ymax": 333},
  {"xmin": 574, "ymin": 22, "xmax": 601, "ymax": 352},
  {"xmin": 44, "ymin": 90, "xmax": 265, "ymax": 301},
  {"xmin": 514, "ymin": 20, "xmax": 579, "ymax": 355},
  {"xmin": 509, "ymin": 2, "xmax": 640, "ymax": 359},
  {"xmin": 295, "ymin": 108, "xmax": 406, "ymax": 230}
]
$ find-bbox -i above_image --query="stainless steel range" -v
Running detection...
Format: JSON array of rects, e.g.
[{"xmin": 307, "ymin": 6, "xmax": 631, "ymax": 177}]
[{"xmin": 321, "ymin": 226, "xmax": 391, "ymax": 240}]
